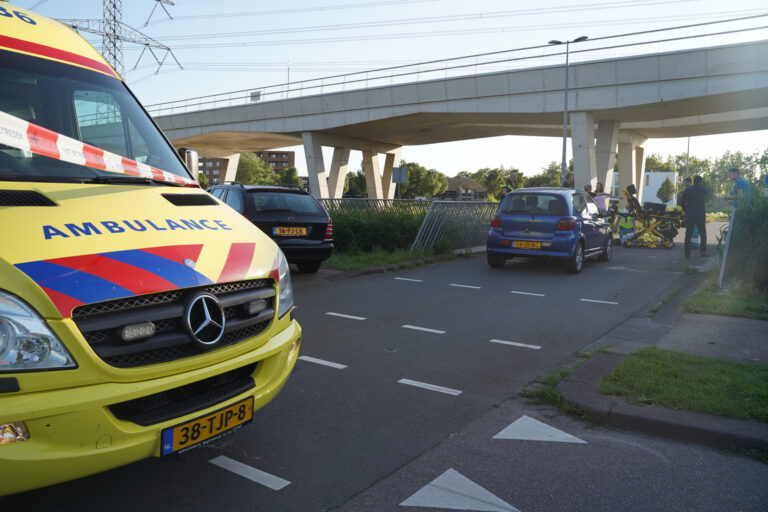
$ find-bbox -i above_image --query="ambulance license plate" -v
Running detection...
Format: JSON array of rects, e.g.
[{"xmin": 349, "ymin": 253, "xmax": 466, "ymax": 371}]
[{"xmin": 161, "ymin": 397, "xmax": 254, "ymax": 455}]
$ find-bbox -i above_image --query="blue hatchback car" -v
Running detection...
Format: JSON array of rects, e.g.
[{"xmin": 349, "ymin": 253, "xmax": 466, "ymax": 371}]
[{"xmin": 486, "ymin": 187, "xmax": 612, "ymax": 273}]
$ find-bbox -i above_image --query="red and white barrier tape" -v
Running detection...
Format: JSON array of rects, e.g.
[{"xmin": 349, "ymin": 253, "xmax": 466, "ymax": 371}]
[{"xmin": 0, "ymin": 111, "xmax": 198, "ymax": 187}]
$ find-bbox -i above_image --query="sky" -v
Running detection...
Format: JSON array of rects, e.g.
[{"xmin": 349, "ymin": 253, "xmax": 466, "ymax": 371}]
[{"xmin": 15, "ymin": 0, "xmax": 768, "ymax": 177}]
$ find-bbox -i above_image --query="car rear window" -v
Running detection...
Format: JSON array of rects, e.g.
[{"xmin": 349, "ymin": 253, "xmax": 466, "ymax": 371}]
[
  {"xmin": 246, "ymin": 191, "xmax": 325, "ymax": 214},
  {"xmin": 501, "ymin": 193, "xmax": 565, "ymax": 216}
]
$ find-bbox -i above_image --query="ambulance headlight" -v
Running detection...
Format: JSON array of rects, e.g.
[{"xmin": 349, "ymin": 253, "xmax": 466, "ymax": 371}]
[
  {"xmin": 0, "ymin": 292, "xmax": 76, "ymax": 372},
  {"xmin": 276, "ymin": 250, "xmax": 294, "ymax": 319}
]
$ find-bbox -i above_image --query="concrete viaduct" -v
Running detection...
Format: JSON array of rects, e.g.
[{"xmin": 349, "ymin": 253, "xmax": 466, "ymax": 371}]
[{"xmin": 154, "ymin": 40, "xmax": 768, "ymax": 202}]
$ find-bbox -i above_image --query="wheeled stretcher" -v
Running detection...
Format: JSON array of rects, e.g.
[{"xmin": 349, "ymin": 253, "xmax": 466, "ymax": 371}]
[{"xmin": 621, "ymin": 184, "xmax": 684, "ymax": 248}]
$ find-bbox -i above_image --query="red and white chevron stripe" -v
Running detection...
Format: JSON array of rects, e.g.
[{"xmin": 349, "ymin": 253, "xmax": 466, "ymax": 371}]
[{"xmin": 0, "ymin": 110, "xmax": 198, "ymax": 187}]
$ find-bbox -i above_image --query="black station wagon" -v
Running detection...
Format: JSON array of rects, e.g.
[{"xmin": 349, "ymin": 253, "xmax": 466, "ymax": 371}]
[{"xmin": 209, "ymin": 183, "xmax": 333, "ymax": 273}]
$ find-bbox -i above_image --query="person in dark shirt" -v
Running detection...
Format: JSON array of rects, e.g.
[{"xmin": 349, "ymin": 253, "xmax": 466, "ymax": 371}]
[{"xmin": 678, "ymin": 175, "xmax": 708, "ymax": 259}]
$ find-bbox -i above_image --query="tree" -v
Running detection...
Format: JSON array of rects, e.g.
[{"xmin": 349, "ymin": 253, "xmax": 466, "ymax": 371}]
[
  {"xmin": 525, "ymin": 161, "xmax": 562, "ymax": 187},
  {"xmin": 657, "ymin": 176, "xmax": 675, "ymax": 204},
  {"xmin": 344, "ymin": 170, "xmax": 367, "ymax": 197},
  {"xmin": 197, "ymin": 171, "xmax": 208, "ymax": 189},
  {"xmin": 645, "ymin": 153, "xmax": 675, "ymax": 173},
  {"xmin": 235, "ymin": 153, "xmax": 278, "ymax": 185},
  {"xmin": 399, "ymin": 160, "xmax": 448, "ymax": 199},
  {"xmin": 276, "ymin": 167, "xmax": 302, "ymax": 187}
]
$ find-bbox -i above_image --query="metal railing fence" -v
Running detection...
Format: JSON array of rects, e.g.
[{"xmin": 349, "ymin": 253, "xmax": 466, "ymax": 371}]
[
  {"xmin": 411, "ymin": 201, "xmax": 498, "ymax": 253},
  {"xmin": 321, "ymin": 198, "xmax": 432, "ymax": 217}
]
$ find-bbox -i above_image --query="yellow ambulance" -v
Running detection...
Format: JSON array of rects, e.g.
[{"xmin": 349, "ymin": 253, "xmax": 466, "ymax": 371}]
[{"xmin": 0, "ymin": 3, "xmax": 301, "ymax": 495}]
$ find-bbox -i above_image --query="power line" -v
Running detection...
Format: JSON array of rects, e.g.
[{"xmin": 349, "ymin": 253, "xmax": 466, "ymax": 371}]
[
  {"xmin": 143, "ymin": 13, "xmax": 768, "ymax": 108},
  {"xmin": 151, "ymin": 0, "xmax": 697, "ymax": 41},
  {"xmin": 160, "ymin": 0, "xmax": 438, "ymax": 20},
  {"xmin": 126, "ymin": 10, "xmax": 768, "ymax": 49}
]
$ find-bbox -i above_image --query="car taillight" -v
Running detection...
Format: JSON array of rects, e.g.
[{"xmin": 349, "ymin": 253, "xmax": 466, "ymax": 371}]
[
  {"xmin": 324, "ymin": 217, "xmax": 333, "ymax": 241},
  {"xmin": 491, "ymin": 215, "xmax": 501, "ymax": 228},
  {"xmin": 556, "ymin": 218, "xmax": 576, "ymax": 231}
]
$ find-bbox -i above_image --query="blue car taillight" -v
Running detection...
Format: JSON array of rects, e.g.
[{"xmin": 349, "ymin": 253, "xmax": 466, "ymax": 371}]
[{"xmin": 556, "ymin": 218, "xmax": 576, "ymax": 231}]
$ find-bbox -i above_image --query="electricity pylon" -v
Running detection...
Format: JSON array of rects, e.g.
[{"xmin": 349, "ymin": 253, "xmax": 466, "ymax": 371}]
[{"xmin": 59, "ymin": 0, "xmax": 180, "ymax": 77}]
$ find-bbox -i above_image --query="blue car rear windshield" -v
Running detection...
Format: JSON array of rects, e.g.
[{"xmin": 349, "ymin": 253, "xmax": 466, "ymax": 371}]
[{"xmin": 502, "ymin": 193, "xmax": 565, "ymax": 216}]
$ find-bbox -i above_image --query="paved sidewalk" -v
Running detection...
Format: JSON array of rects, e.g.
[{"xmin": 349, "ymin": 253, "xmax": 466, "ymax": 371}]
[{"xmin": 558, "ymin": 268, "xmax": 768, "ymax": 452}]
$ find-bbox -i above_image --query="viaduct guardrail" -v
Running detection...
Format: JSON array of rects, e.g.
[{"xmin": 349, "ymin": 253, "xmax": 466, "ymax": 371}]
[{"xmin": 145, "ymin": 14, "xmax": 768, "ymax": 117}]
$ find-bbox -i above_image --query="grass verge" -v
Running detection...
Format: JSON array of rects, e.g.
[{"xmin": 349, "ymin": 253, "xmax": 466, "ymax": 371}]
[
  {"xmin": 685, "ymin": 281, "xmax": 768, "ymax": 320},
  {"xmin": 598, "ymin": 347, "xmax": 768, "ymax": 423},
  {"xmin": 323, "ymin": 247, "xmax": 455, "ymax": 271},
  {"xmin": 521, "ymin": 364, "xmax": 593, "ymax": 420}
]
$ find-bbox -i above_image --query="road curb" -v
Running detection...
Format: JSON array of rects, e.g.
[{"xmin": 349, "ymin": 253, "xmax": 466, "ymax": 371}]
[
  {"xmin": 558, "ymin": 352, "xmax": 768, "ymax": 452},
  {"xmin": 324, "ymin": 252, "xmax": 475, "ymax": 281}
]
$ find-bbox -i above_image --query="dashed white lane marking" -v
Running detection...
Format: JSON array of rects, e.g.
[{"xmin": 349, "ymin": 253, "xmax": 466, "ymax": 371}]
[
  {"xmin": 395, "ymin": 277, "xmax": 422, "ymax": 282},
  {"xmin": 325, "ymin": 312, "xmax": 367, "ymax": 321},
  {"xmin": 489, "ymin": 339, "xmax": 542, "ymax": 350},
  {"xmin": 209, "ymin": 456, "xmax": 291, "ymax": 490},
  {"xmin": 450, "ymin": 283, "xmax": 482, "ymax": 289},
  {"xmin": 398, "ymin": 379, "xmax": 462, "ymax": 396},
  {"xmin": 298, "ymin": 356, "xmax": 347, "ymax": 369},
  {"xmin": 510, "ymin": 290, "xmax": 546, "ymax": 297},
  {"xmin": 580, "ymin": 298, "xmax": 619, "ymax": 305},
  {"xmin": 401, "ymin": 468, "xmax": 519, "ymax": 511},
  {"xmin": 494, "ymin": 415, "xmax": 586, "ymax": 444},
  {"xmin": 402, "ymin": 324, "xmax": 446, "ymax": 334}
]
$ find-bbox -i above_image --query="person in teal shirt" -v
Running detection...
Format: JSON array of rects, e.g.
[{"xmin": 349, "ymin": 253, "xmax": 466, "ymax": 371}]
[{"xmin": 725, "ymin": 167, "xmax": 750, "ymax": 208}]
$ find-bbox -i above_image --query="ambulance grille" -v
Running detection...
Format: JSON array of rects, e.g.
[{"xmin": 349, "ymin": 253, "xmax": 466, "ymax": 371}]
[
  {"xmin": 161, "ymin": 193, "xmax": 218, "ymax": 206},
  {"xmin": 0, "ymin": 189, "xmax": 57, "ymax": 206},
  {"xmin": 71, "ymin": 279, "xmax": 275, "ymax": 368}
]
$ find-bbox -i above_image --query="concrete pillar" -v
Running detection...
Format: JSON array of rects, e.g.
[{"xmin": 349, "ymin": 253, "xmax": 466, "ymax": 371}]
[
  {"xmin": 201, "ymin": 152, "xmax": 240, "ymax": 184},
  {"xmin": 302, "ymin": 132, "xmax": 329, "ymax": 198},
  {"xmin": 362, "ymin": 150, "xmax": 384, "ymax": 199},
  {"xmin": 635, "ymin": 145, "xmax": 647, "ymax": 203},
  {"xmin": 327, "ymin": 146, "xmax": 350, "ymax": 199},
  {"xmin": 617, "ymin": 142, "xmax": 635, "ymax": 199},
  {"xmin": 595, "ymin": 120, "xmax": 619, "ymax": 193},
  {"xmin": 617, "ymin": 130, "xmax": 647, "ymax": 203},
  {"xmin": 381, "ymin": 148, "xmax": 402, "ymax": 199},
  {"xmin": 570, "ymin": 111, "xmax": 597, "ymax": 191}
]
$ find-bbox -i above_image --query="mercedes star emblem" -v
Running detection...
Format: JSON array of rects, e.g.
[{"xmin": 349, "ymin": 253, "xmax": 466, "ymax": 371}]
[{"xmin": 184, "ymin": 293, "xmax": 226, "ymax": 347}]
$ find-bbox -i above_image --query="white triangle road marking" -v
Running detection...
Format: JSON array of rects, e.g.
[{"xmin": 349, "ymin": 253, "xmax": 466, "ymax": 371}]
[
  {"xmin": 493, "ymin": 415, "xmax": 586, "ymax": 444},
  {"xmin": 401, "ymin": 468, "xmax": 520, "ymax": 512}
]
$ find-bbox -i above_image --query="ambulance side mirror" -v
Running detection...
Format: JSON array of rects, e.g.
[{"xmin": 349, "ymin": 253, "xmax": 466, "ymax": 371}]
[{"xmin": 177, "ymin": 147, "xmax": 199, "ymax": 173}]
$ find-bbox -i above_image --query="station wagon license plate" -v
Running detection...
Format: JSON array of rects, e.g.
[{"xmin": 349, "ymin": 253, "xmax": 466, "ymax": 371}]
[
  {"xmin": 513, "ymin": 240, "xmax": 541, "ymax": 249},
  {"xmin": 274, "ymin": 226, "xmax": 307, "ymax": 236},
  {"xmin": 161, "ymin": 397, "xmax": 254, "ymax": 455}
]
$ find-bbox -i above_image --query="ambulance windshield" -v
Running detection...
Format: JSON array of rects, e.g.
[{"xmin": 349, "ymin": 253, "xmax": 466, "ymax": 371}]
[{"xmin": 0, "ymin": 49, "xmax": 190, "ymax": 183}]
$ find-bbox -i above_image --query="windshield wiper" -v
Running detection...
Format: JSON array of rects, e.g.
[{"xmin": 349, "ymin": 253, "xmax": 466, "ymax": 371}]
[
  {"xmin": 83, "ymin": 176, "xmax": 155, "ymax": 185},
  {"xmin": 0, "ymin": 175, "xmax": 79, "ymax": 183}
]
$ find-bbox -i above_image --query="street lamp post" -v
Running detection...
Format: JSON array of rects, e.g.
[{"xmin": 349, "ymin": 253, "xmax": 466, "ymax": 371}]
[{"xmin": 549, "ymin": 36, "xmax": 588, "ymax": 185}]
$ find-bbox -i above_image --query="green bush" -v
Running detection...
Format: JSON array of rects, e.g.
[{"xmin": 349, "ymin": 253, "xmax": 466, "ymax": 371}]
[
  {"xmin": 331, "ymin": 208, "xmax": 425, "ymax": 253},
  {"xmin": 726, "ymin": 194, "xmax": 768, "ymax": 291}
]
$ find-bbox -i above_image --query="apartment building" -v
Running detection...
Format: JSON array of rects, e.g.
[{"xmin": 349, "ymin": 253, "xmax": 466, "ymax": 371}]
[{"xmin": 199, "ymin": 151, "xmax": 296, "ymax": 185}]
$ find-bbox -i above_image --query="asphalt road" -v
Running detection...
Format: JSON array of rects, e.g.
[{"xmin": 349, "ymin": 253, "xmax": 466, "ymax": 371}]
[{"xmin": 5, "ymin": 244, "xmax": 766, "ymax": 511}]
